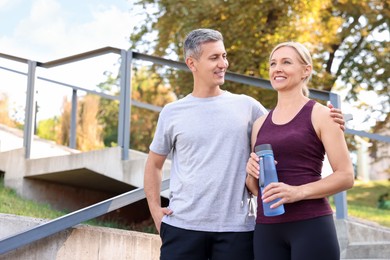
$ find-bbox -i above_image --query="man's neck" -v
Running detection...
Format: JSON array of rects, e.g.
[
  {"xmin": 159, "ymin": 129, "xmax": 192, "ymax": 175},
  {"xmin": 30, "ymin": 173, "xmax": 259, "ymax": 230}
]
[{"xmin": 191, "ymin": 86, "xmax": 223, "ymax": 98}]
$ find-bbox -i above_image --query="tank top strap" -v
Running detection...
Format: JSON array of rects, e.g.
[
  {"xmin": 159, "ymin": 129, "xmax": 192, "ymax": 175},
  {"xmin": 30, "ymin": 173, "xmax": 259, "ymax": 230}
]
[
  {"xmin": 296, "ymin": 99, "xmax": 316, "ymax": 120},
  {"xmin": 264, "ymin": 108, "xmax": 274, "ymax": 124},
  {"xmin": 265, "ymin": 99, "xmax": 316, "ymax": 124}
]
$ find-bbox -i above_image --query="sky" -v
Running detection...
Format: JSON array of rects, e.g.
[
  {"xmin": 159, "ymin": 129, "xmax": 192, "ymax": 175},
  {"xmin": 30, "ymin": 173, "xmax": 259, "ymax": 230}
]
[
  {"xmin": 0, "ymin": 0, "xmax": 138, "ymax": 59},
  {"xmin": 0, "ymin": 0, "xmax": 145, "ymax": 121}
]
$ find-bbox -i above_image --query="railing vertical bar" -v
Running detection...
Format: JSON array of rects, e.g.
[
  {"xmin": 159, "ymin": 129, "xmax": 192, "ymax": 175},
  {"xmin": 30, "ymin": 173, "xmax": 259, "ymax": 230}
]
[
  {"xmin": 117, "ymin": 50, "xmax": 126, "ymax": 152},
  {"xmin": 70, "ymin": 89, "xmax": 77, "ymax": 149},
  {"xmin": 121, "ymin": 51, "xmax": 132, "ymax": 160},
  {"xmin": 23, "ymin": 61, "xmax": 37, "ymax": 159},
  {"xmin": 329, "ymin": 92, "xmax": 348, "ymax": 219}
]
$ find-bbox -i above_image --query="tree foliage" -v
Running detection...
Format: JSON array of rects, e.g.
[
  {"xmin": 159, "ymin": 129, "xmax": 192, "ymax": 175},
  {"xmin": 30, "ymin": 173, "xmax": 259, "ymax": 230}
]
[
  {"xmin": 130, "ymin": 66, "xmax": 176, "ymax": 152},
  {"xmin": 51, "ymin": 95, "xmax": 104, "ymax": 151},
  {"xmin": 76, "ymin": 95, "xmax": 105, "ymax": 151},
  {"xmin": 36, "ymin": 117, "xmax": 59, "ymax": 141},
  {"xmin": 130, "ymin": 0, "xmax": 389, "ymax": 124},
  {"xmin": 0, "ymin": 93, "xmax": 17, "ymax": 128},
  {"xmin": 34, "ymin": 66, "xmax": 175, "ymax": 153},
  {"xmin": 97, "ymin": 72, "xmax": 121, "ymax": 147},
  {"xmin": 58, "ymin": 97, "xmax": 71, "ymax": 146},
  {"xmin": 97, "ymin": 68, "xmax": 175, "ymax": 153}
]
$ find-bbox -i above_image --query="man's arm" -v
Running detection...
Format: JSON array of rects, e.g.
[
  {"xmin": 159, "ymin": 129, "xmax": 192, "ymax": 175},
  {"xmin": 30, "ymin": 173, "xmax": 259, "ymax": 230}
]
[{"xmin": 144, "ymin": 151, "xmax": 172, "ymax": 233}]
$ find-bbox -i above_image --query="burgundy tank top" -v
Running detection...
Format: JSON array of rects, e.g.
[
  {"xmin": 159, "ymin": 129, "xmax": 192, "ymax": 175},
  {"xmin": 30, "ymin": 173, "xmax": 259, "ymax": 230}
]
[{"xmin": 255, "ymin": 99, "xmax": 333, "ymax": 224}]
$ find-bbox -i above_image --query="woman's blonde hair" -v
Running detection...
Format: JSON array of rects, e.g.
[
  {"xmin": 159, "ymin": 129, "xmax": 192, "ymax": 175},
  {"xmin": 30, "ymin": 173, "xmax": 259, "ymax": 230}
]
[{"xmin": 269, "ymin": 42, "xmax": 312, "ymax": 97}]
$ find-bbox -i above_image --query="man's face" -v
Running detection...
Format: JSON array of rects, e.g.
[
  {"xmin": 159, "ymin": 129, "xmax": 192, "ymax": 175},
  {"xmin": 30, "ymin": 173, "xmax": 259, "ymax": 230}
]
[{"xmin": 190, "ymin": 40, "xmax": 229, "ymax": 87}]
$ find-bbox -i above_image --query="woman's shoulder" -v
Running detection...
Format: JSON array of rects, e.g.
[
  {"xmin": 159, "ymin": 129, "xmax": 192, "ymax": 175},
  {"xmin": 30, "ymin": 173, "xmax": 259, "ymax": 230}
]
[
  {"xmin": 312, "ymin": 101, "xmax": 339, "ymax": 128},
  {"xmin": 312, "ymin": 101, "xmax": 333, "ymax": 116},
  {"xmin": 254, "ymin": 113, "xmax": 268, "ymax": 127}
]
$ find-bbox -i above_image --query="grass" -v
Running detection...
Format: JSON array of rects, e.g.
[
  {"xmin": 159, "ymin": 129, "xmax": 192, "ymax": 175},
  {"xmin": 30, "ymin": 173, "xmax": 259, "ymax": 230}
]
[
  {"xmin": 1, "ymin": 177, "xmax": 389, "ymax": 231},
  {"xmin": 0, "ymin": 179, "xmax": 64, "ymax": 219},
  {"xmin": 0, "ymin": 176, "xmax": 155, "ymax": 233},
  {"xmin": 346, "ymin": 179, "xmax": 390, "ymax": 227},
  {"xmin": 330, "ymin": 179, "xmax": 390, "ymax": 227}
]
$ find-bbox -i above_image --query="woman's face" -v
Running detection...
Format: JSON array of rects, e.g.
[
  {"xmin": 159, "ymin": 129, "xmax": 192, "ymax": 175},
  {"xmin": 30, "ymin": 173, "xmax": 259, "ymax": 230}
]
[{"xmin": 269, "ymin": 46, "xmax": 309, "ymax": 92}]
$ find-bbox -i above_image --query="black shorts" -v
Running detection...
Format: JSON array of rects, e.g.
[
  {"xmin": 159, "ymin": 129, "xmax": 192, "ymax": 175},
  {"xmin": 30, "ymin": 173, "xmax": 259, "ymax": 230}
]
[{"xmin": 159, "ymin": 222, "xmax": 254, "ymax": 260}]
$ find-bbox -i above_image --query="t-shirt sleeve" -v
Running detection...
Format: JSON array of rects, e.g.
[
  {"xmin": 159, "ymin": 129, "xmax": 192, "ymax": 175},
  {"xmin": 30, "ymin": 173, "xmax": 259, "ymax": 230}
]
[
  {"xmin": 249, "ymin": 96, "xmax": 268, "ymax": 120},
  {"xmin": 149, "ymin": 107, "xmax": 173, "ymax": 155}
]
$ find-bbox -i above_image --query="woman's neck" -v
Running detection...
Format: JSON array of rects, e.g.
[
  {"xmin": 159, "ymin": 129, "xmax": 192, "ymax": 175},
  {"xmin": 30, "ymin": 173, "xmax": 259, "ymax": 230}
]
[{"xmin": 276, "ymin": 89, "xmax": 308, "ymax": 109}]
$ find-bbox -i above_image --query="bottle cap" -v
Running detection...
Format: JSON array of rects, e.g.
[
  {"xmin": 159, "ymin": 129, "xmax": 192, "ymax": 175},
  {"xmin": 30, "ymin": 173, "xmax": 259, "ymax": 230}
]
[{"xmin": 255, "ymin": 144, "xmax": 273, "ymax": 153}]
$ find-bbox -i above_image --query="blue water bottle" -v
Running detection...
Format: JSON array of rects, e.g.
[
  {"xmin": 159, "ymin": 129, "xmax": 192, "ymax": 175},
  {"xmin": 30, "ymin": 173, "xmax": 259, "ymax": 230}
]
[{"xmin": 255, "ymin": 144, "xmax": 285, "ymax": 216}]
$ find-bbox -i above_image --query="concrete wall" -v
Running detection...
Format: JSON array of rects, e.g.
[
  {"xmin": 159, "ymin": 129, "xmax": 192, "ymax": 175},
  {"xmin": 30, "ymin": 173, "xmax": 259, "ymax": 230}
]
[
  {"xmin": 337, "ymin": 217, "xmax": 390, "ymax": 259},
  {"xmin": 0, "ymin": 214, "xmax": 162, "ymax": 260},
  {"xmin": 2, "ymin": 213, "xmax": 390, "ymax": 259}
]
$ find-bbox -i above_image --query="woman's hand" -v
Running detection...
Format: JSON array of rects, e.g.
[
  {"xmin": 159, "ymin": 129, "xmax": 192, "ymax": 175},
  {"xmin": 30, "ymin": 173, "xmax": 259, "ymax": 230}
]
[{"xmin": 262, "ymin": 182, "xmax": 305, "ymax": 209}]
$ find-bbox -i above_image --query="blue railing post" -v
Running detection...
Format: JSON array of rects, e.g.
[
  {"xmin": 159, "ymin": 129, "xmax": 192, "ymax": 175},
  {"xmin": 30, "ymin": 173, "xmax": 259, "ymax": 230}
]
[
  {"xmin": 124, "ymin": 51, "xmax": 133, "ymax": 159},
  {"xmin": 70, "ymin": 89, "xmax": 77, "ymax": 149},
  {"xmin": 329, "ymin": 92, "xmax": 348, "ymax": 219},
  {"xmin": 118, "ymin": 50, "xmax": 132, "ymax": 160},
  {"xmin": 24, "ymin": 60, "xmax": 37, "ymax": 159}
]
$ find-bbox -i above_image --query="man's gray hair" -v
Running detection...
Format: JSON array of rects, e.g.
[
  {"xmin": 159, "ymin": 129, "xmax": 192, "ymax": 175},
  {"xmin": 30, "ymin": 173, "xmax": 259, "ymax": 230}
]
[{"xmin": 183, "ymin": 28, "xmax": 223, "ymax": 60}]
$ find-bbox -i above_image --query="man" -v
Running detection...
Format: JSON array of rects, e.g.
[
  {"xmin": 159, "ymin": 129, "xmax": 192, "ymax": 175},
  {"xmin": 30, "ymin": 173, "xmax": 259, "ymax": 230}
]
[{"xmin": 144, "ymin": 28, "xmax": 344, "ymax": 260}]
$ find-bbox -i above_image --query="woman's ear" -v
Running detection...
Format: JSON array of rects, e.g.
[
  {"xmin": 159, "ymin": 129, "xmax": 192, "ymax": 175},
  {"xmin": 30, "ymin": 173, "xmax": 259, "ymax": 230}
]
[{"xmin": 302, "ymin": 64, "xmax": 312, "ymax": 79}]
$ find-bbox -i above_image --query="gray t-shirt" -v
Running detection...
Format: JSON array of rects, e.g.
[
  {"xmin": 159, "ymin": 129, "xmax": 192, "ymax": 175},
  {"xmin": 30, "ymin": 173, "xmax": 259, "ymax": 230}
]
[{"xmin": 150, "ymin": 91, "xmax": 267, "ymax": 232}]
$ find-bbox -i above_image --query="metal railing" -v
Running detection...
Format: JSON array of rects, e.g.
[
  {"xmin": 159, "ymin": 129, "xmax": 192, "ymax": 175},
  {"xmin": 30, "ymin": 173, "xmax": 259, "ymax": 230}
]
[
  {"xmin": 1, "ymin": 48, "xmax": 388, "ymax": 160},
  {"xmin": 0, "ymin": 47, "xmax": 389, "ymax": 255},
  {"xmin": 0, "ymin": 179, "xmax": 170, "ymax": 255}
]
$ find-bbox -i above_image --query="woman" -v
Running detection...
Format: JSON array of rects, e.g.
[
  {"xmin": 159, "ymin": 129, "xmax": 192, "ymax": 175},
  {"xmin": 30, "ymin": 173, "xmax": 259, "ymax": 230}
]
[{"xmin": 245, "ymin": 42, "xmax": 354, "ymax": 260}]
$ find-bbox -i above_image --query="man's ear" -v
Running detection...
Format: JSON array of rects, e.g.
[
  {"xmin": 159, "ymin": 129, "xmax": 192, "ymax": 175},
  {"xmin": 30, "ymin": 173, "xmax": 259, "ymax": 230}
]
[{"xmin": 186, "ymin": 57, "xmax": 197, "ymax": 72}]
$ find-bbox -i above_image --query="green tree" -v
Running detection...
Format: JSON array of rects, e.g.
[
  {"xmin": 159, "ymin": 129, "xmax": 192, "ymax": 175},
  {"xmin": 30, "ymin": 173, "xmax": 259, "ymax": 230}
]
[
  {"xmin": 54, "ymin": 94, "xmax": 104, "ymax": 151},
  {"xmin": 77, "ymin": 94, "xmax": 104, "ymax": 151},
  {"xmin": 36, "ymin": 67, "xmax": 175, "ymax": 153},
  {"xmin": 0, "ymin": 93, "xmax": 16, "ymax": 128},
  {"xmin": 130, "ymin": 0, "xmax": 389, "ymax": 123},
  {"xmin": 97, "ymin": 72, "xmax": 120, "ymax": 147},
  {"xmin": 97, "ymin": 68, "xmax": 175, "ymax": 153},
  {"xmin": 130, "ymin": 67, "xmax": 176, "ymax": 152},
  {"xmin": 58, "ymin": 96, "xmax": 71, "ymax": 146},
  {"xmin": 37, "ymin": 117, "xmax": 59, "ymax": 141}
]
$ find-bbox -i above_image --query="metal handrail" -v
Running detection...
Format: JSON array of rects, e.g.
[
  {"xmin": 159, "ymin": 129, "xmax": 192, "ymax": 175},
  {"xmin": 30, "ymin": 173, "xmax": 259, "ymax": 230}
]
[
  {"xmin": 1, "ymin": 50, "xmax": 388, "ymax": 144},
  {"xmin": 0, "ymin": 53, "xmax": 29, "ymax": 64},
  {"xmin": 346, "ymin": 129, "xmax": 390, "ymax": 143},
  {"xmin": 0, "ymin": 66, "xmax": 163, "ymax": 111},
  {"xmin": 0, "ymin": 179, "xmax": 170, "ymax": 255},
  {"xmin": 0, "ymin": 47, "xmax": 121, "ymax": 68},
  {"xmin": 40, "ymin": 47, "xmax": 121, "ymax": 68}
]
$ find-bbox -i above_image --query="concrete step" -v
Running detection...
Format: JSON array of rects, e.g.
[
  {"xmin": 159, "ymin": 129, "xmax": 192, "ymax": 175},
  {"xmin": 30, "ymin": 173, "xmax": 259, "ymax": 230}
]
[
  {"xmin": 342, "ymin": 241, "xmax": 390, "ymax": 259},
  {"xmin": 0, "ymin": 213, "xmax": 161, "ymax": 260}
]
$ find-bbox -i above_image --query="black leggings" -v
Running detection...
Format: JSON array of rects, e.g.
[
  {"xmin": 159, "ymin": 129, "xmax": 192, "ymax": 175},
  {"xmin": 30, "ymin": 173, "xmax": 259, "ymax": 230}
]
[{"xmin": 253, "ymin": 215, "xmax": 340, "ymax": 260}]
